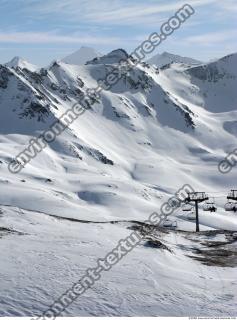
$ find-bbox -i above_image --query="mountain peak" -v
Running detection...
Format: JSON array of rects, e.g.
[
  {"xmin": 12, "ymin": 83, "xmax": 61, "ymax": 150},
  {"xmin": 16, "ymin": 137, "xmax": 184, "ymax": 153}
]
[
  {"xmin": 147, "ymin": 52, "xmax": 202, "ymax": 68},
  {"xmin": 61, "ymin": 47, "xmax": 102, "ymax": 65},
  {"xmin": 10, "ymin": 56, "xmax": 22, "ymax": 63},
  {"xmin": 5, "ymin": 56, "xmax": 38, "ymax": 72},
  {"xmin": 161, "ymin": 51, "xmax": 171, "ymax": 56},
  {"xmin": 87, "ymin": 48, "xmax": 129, "ymax": 65}
]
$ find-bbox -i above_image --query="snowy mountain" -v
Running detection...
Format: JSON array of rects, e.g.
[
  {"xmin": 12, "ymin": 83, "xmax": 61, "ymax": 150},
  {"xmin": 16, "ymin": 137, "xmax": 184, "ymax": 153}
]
[
  {"xmin": 61, "ymin": 46, "xmax": 102, "ymax": 65},
  {"xmin": 5, "ymin": 56, "xmax": 38, "ymax": 72},
  {"xmin": 147, "ymin": 51, "xmax": 202, "ymax": 68},
  {"xmin": 0, "ymin": 48, "xmax": 236, "ymax": 227},
  {"xmin": 0, "ymin": 50, "xmax": 237, "ymax": 316},
  {"xmin": 0, "ymin": 48, "xmax": 236, "ymax": 228}
]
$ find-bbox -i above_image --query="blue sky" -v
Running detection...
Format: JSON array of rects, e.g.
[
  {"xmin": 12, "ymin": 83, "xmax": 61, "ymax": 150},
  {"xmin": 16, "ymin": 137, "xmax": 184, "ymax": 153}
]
[{"xmin": 0, "ymin": 0, "xmax": 236, "ymax": 66}]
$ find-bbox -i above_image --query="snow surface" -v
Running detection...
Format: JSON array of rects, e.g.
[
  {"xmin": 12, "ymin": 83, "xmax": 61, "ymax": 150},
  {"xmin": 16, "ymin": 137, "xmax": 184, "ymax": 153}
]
[
  {"xmin": 0, "ymin": 49, "xmax": 237, "ymax": 316},
  {"xmin": 0, "ymin": 207, "xmax": 237, "ymax": 316}
]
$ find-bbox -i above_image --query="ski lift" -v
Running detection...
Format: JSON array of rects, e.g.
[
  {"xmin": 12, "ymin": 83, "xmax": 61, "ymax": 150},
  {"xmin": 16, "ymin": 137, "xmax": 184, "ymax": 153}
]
[
  {"xmin": 203, "ymin": 198, "xmax": 217, "ymax": 212},
  {"xmin": 162, "ymin": 219, "xmax": 177, "ymax": 230},
  {"xmin": 225, "ymin": 201, "xmax": 237, "ymax": 212}
]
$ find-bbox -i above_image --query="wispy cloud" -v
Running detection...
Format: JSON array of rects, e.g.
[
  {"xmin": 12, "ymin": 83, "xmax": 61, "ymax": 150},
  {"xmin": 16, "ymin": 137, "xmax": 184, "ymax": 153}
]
[
  {"xmin": 0, "ymin": 31, "xmax": 122, "ymax": 45},
  {"xmin": 85, "ymin": 0, "xmax": 219, "ymax": 24},
  {"xmin": 184, "ymin": 30, "xmax": 237, "ymax": 45},
  {"xmin": 22, "ymin": 0, "xmax": 220, "ymax": 26},
  {"xmin": 217, "ymin": 0, "xmax": 237, "ymax": 12}
]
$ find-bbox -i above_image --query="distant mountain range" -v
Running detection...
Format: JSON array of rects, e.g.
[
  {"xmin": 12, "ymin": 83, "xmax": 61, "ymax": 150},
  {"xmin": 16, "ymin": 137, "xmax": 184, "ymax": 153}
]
[
  {"xmin": 4, "ymin": 48, "xmax": 203, "ymax": 69},
  {"xmin": 60, "ymin": 48, "xmax": 202, "ymax": 68}
]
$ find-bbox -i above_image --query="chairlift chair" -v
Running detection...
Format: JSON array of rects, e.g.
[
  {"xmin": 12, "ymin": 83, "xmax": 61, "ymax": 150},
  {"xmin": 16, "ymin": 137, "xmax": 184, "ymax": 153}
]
[
  {"xmin": 231, "ymin": 202, "xmax": 237, "ymax": 212},
  {"xmin": 187, "ymin": 208, "xmax": 196, "ymax": 220},
  {"xmin": 182, "ymin": 204, "xmax": 192, "ymax": 212},
  {"xmin": 162, "ymin": 219, "xmax": 177, "ymax": 229},
  {"xmin": 203, "ymin": 198, "xmax": 217, "ymax": 212},
  {"xmin": 225, "ymin": 202, "xmax": 237, "ymax": 212}
]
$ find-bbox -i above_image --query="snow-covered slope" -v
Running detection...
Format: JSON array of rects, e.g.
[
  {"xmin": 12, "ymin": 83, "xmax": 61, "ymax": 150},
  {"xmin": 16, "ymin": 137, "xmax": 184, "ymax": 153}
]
[
  {"xmin": 0, "ymin": 50, "xmax": 237, "ymax": 316},
  {"xmin": 62, "ymin": 46, "xmax": 102, "ymax": 65},
  {"xmin": 147, "ymin": 51, "xmax": 202, "ymax": 68},
  {"xmin": 1, "ymin": 208, "xmax": 237, "ymax": 316}
]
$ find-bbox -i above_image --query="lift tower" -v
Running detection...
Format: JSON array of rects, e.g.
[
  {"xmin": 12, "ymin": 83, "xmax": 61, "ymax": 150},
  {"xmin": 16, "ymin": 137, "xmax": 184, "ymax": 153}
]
[{"xmin": 185, "ymin": 192, "xmax": 209, "ymax": 232}]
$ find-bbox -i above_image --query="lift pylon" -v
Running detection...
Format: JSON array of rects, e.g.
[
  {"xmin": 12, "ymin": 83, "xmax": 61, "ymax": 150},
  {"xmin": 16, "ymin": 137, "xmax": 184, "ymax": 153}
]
[{"xmin": 184, "ymin": 192, "xmax": 209, "ymax": 232}]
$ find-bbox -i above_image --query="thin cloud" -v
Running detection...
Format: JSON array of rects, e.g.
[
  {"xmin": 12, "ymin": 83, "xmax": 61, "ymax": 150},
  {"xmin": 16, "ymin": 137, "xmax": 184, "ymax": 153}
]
[
  {"xmin": 23, "ymin": 0, "xmax": 220, "ymax": 26},
  {"xmin": 0, "ymin": 31, "xmax": 122, "ymax": 45},
  {"xmin": 185, "ymin": 30, "xmax": 236, "ymax": 45}
]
